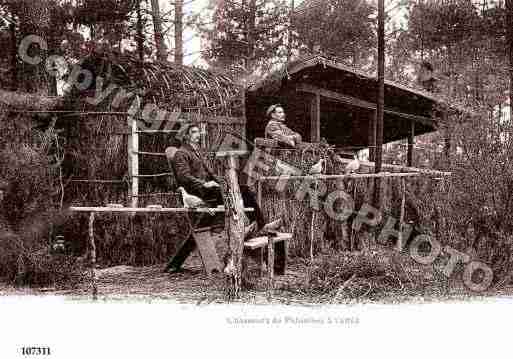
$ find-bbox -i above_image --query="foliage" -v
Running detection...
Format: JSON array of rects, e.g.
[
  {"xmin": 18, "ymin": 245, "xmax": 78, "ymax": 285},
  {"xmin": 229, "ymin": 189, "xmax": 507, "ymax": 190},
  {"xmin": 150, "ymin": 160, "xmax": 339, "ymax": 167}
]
[
  {"xmin": 293, "ymin": 249, "xmax": 450, "ymax": 302},
  {"xmin": 197, "ymin": 0, "xmax": 290, "ymax": 76},
  {"xmin": 293, "ymin": 0, "xmax": 376, "ymax": 67}
]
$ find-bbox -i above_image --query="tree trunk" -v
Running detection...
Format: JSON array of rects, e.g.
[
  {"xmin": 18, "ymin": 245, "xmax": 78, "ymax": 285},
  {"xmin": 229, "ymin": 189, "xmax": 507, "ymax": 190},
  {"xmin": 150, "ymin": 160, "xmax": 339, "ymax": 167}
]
[
  {"xmin": 136, "ymin": 1, "xmax": 145, "ymax": 66},
  {"xmin": 174, "ymin": 0, "xmax": 183, "ymax": 65},
  {"xmin": 507, "ymin": 0, "xmax": 513, "ymax": 128},
  {"xmin": 9, "ymin": 21, "xmax": 17, "ymax": 91},
  {"xmin": 246, "ymin": 0, "xmax": 257, "ymax": 72},
  {"xmin": 374, "ymin": 0, "xmax": 385, "ymax": 208},
  {"xmin": 220, "ymin": 154, "xmax": 248, "ymax": 298},
  {"xmin": 151, "ymin": 0, "xmax": 168, "ymax": 61},
  {"xmin": 287, "ymin": 0, "xmax": 295, "ymax": 63}
]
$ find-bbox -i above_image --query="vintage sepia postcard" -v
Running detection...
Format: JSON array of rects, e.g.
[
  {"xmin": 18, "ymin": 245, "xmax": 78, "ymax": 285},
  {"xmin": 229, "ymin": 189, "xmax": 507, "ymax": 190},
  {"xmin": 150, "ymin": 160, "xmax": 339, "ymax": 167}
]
[{"xmin": 1, "ymin": 0, "xmax": 512, "ymax": 357}]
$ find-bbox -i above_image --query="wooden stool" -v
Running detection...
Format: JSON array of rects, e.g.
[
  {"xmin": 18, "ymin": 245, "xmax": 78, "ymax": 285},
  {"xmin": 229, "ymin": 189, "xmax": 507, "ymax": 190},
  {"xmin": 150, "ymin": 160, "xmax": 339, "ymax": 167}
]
[{"xmin": 244, "ymin": 232, "xmax": 292, "ymax": 293}]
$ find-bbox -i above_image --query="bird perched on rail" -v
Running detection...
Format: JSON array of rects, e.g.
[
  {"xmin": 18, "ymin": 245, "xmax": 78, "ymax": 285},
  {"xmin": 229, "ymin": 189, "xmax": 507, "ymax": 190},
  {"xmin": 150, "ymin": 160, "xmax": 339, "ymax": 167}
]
[
  {"xmin": 257, "ymin": 217, "xmax": 283, "ymax": 236},
  {"xmin": 309, "ymin": 158, "xmax": 325, "ymax": 175},
  {"xmin": 178, "ymin": 187, "xmax": 215, "ymax": 216},
  {"xmin": 344, "ymin": 154, "xmax": 360, "ymax": 174}
]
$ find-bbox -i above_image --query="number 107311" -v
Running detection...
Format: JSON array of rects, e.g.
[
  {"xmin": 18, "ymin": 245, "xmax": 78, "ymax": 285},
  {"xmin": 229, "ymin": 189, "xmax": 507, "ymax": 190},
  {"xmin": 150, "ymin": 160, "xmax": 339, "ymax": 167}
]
[{"xmin": 21, "ymin": 347, "xmax": 51, "ymax": 356}]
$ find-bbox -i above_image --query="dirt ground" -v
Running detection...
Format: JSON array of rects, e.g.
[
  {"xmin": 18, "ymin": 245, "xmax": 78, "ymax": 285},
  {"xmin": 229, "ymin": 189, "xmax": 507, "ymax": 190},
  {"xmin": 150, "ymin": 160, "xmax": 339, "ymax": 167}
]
[{"xmin": 1, "ymin": 247, "xmax": 510, "ymax": 305}]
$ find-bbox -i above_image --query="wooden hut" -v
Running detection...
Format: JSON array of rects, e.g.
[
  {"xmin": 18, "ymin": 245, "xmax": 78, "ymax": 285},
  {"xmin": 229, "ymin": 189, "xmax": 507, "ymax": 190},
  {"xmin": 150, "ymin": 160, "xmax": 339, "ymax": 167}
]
[
  {"xmin": 246, "ymin": 54, "xmax": 467, "ymax": 161},
  {"xmin": 244, "ymin": 55, "xmax": 467, "ymax": 256}
]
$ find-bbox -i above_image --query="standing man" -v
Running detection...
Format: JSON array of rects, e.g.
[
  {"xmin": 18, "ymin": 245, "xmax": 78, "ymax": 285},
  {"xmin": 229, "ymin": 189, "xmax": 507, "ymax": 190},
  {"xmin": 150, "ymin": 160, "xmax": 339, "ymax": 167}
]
[{"xmin": 264, "ymin": 104, "xmax": 302, "ymax": 148}]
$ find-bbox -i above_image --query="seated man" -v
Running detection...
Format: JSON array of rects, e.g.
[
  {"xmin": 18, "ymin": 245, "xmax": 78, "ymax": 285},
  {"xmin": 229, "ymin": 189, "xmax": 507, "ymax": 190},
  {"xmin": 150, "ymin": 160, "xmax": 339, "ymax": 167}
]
[
  {"xmin": 172, "ymin": 123, "xmax": 263, "ymax": 228},
  {"xmin": 168, "ymin": 124, "xmax": 285, "ymax": 275},
  {"xmin": 264, "ymin": 104, "xmax": 302, "ymax": 148}
]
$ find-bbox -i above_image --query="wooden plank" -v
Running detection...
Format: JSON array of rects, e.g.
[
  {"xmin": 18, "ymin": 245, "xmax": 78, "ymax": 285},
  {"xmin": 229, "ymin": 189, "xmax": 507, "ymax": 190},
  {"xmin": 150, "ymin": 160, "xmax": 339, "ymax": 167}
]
[
  {"xmin": 259, "ymin": 172, "xmax": 421, "ymax": 181},
  {"xmin": 194, "ymin": 231, "xmax": 222, "ymax": 275},
  {"xmin": 132, "ymin": 151, "xmax": 167, "ymax": 157},
  {"xmin": 243, "ymin": 233, "xmax": 292, "ymax": 249},
  {"xmin": 136, "ymin": 130, "xmax": 179, "ymax": 134},
  {"xmin": 299, "ymin": 83, "xmax": 375, "ymax": 111},
  {"xmin": 297, "ymin": 83, "xmax": 436, "ymax": 127},
  {"xmin": 332, "ymin": 157, "xmax": 452, "ymax": 177},
  {"xmin": 69, "ymin": 206, "xmax": 254, "ymax": 213},
  {"xmin": 132, "ymin": 172, "xmax": 172, "ymax": 178}
]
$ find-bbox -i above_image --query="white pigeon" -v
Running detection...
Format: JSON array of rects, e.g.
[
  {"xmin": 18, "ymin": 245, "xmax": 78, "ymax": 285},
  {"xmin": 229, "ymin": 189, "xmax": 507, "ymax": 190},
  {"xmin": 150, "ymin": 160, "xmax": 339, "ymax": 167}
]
[
  {"xmin": 344, "ymin": 154, "xmax": 360, "ymax": 174},
  {"xmin": 178, "ymin": 187, "xmax": 215, "ymax": 215},
  {"xmin": 309, "ymin": 158, "xmax": 325, "ymax": 175}
]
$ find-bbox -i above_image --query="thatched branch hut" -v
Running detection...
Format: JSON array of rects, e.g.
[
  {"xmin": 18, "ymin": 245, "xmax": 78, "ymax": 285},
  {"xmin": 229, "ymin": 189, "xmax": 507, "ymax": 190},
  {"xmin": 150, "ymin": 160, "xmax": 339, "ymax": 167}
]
[{"xmin": 1, "ymin": 54, "xmax": 245, "ymax": 266}]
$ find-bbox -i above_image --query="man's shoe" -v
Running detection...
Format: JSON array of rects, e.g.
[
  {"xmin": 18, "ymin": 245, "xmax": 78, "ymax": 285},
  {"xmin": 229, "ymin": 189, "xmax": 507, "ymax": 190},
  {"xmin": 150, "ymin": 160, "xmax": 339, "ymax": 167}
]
[{"xmin": 165, "ymin": 266, "xmax": 182, "ymax": 274}]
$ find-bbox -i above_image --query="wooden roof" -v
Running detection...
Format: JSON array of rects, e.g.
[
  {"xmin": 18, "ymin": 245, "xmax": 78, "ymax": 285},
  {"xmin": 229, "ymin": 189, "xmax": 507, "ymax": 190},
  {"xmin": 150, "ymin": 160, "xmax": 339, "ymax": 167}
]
[{"xmin": 247, "ymin": 54, "xmax": 471, "ymax": 117}]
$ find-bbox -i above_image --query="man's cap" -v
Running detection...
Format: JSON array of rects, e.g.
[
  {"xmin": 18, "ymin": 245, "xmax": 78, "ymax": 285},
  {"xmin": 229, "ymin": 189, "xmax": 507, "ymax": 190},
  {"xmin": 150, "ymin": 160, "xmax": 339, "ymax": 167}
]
[{"xmin": 266, "ymin": 103, "xmax": 282, "ymax": 118}]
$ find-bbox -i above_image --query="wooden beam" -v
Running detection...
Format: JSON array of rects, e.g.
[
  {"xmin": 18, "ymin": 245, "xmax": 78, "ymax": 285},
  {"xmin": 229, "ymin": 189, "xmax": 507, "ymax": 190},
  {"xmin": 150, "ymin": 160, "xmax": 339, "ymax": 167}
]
[
  {"xmin": 299, "ymin": 83, "xmax": 375, "ymax": 110},
  {"xmin": 259, "ymin": 172, "xmax": 422, "ymax": 181},
  {"xmin": 407, "ymin": 121, "xmax": 415, "ymax": 167},
  {"xmin": 332, "ymin": 157, "xmax": 452, "ymax": 177},
  {"xmin": 296, "ymin": 83, "xmax": 435, "ymax": 127},
  {"xmin": 309, "ymin": 92, "xmax": 321, "ymax": 142},
  {"xmin": 69, "ymin": 206, "xmax": 254, "ymax": 213}
]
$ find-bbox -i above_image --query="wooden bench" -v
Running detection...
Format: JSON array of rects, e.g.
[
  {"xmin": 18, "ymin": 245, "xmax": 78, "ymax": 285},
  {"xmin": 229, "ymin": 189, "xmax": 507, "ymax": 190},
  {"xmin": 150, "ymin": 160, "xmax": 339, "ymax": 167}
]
[{"xmin": 244, "ymin": 232, "xmax": 292, "ymax": 286}]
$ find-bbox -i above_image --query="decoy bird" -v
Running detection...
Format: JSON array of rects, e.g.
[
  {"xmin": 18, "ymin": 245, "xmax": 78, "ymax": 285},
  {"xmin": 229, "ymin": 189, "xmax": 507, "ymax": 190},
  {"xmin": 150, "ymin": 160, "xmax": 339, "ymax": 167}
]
[
  {"xmin": 309, "ymin": 158, "xmax": 325, "ymax": 175},
  {"xmin": 244, "ymin": 221, "xmax": 257, "ymax": 240},
  {"xmin": 178, "ymin": 187, "xmax": 215, "ymax": 215},
  {"xmin": 344, "ymin": 154, "xmax": 360, "ymax": 174},
  {"xmin": 258, "ymin": 217, "xmax": 283, "ymax": 235}
]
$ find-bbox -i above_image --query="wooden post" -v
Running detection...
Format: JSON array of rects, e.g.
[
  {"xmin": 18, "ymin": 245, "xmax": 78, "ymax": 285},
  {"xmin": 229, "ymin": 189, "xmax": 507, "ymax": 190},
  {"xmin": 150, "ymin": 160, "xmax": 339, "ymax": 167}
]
[
  {"xmin": 310, "ymin": 92, "xmax": 321, "ymax": 142},
  {"xmin": 398, "ymin": 177, "xmax": 406, "ymax": 250},
  {"xmin": 374, "ymin": 0, "xmax": 385, "ymax": 209},
  {"xmin": 369, "ymin": 110, "xmax": 376, "ymax": 162},
  {"xmin": 217, "ymin": 151, "xmax": 248, "ymax": 298},
  {"xmin": 88, "ymin": 212, "xmax": 97, "ymax": 300},
  {"xmin": 267, "ymin": 234, "xmax": 275, "ymax": 300},
  {"xmin": 200, "ymin": 122, "xmax": 207, "ymax": 149},
  {"xmin": 256, "ymin": 179, "xmax": 262, "ymax": 208},
  {"xmin": 443, "ymin": 109, "xmax": 450, "ymax": 163},
  {"xmin": 407, "ymin": 121, "xmax": 415, "ymax": 167},
  {"xmin": 128, "ymin": 113, "xmax": 139, "ymax": 208}
]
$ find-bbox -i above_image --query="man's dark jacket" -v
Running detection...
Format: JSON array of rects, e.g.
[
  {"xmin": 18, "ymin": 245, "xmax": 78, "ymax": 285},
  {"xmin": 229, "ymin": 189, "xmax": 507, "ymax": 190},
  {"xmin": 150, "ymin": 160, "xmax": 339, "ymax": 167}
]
[{"xmin": 172, "ymin": 143, "xmax": 216, "ymax": 198}]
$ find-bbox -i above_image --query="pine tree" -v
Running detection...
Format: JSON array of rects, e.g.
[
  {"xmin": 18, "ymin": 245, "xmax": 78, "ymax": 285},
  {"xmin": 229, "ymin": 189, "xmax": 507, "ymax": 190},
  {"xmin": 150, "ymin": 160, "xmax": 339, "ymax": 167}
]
[
  {"xmin": 293, "ymin": 0, "xmax": 376, "ymax": 67},
  {"xmin": 198, "ymin": 0, "xmax": 289, "ymax": 75}
]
